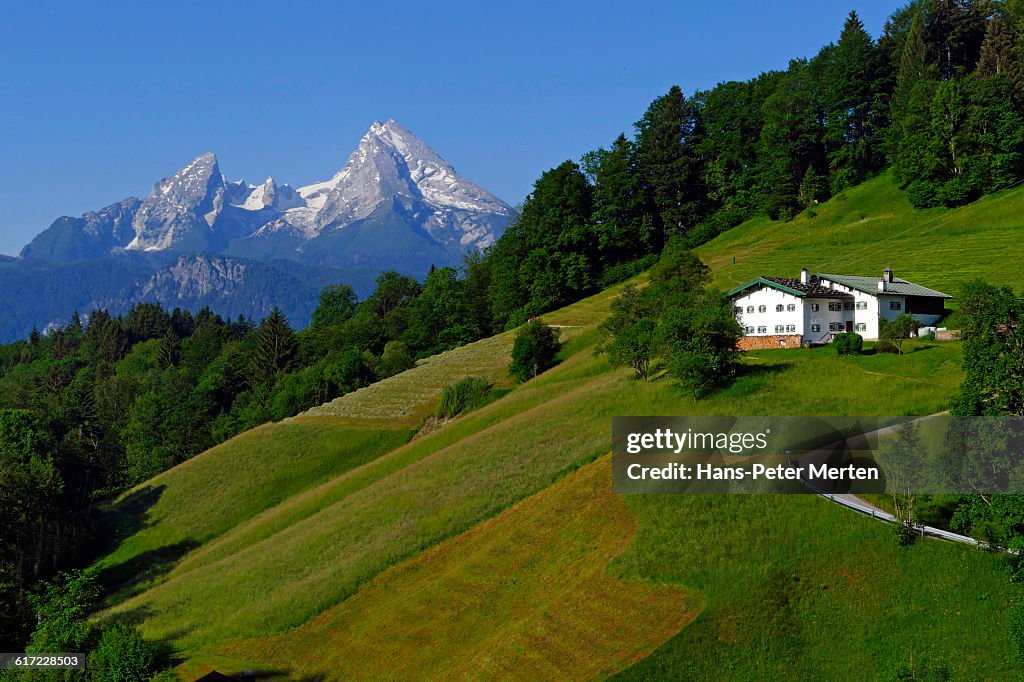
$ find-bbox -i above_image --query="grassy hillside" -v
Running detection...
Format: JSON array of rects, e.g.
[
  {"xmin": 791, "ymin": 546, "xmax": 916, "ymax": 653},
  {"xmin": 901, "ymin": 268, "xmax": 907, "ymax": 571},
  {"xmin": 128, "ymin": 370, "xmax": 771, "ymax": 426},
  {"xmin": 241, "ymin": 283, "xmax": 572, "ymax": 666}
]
[
  {"xmin": 214, "ymin": 457, "xmax": 699, "ymax": 681},
  {"xmin": 301, "ymin": 331, "xmax": 517, "ymax": 428},
  {"xmin": 96, "ymin": 424, "xmax": 411, "ymax": 602},
  {"xmin": 700, "ymin": 171, "xmax": 1024, "ymax": 306},
  {"xmin": 94, "ymin": 175, "xmax": 1024, "ymax": 679}
]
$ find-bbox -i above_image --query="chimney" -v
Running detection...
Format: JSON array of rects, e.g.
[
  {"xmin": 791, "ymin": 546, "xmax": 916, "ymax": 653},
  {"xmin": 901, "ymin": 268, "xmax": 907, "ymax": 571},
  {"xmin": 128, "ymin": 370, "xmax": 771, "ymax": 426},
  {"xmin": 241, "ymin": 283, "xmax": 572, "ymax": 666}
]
[
  {"xmin": 878, "ymin": 278, "xmax": 887, "ymax": 292},
  {"xmin": 800, "ymin": 268, "xmax": 809, "ymax": 284},
  {"xmin": 884, "ymin": 266, "xmax": 894, "ymax": 283}
]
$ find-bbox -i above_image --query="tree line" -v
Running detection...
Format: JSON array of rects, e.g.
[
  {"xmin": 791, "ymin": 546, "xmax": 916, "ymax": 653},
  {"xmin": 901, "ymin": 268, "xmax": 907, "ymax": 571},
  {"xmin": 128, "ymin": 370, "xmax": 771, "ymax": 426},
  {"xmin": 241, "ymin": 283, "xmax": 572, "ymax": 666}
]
[{"xmin": 484, "ymin": 1, "xmax": 1024, "ymax": 328}]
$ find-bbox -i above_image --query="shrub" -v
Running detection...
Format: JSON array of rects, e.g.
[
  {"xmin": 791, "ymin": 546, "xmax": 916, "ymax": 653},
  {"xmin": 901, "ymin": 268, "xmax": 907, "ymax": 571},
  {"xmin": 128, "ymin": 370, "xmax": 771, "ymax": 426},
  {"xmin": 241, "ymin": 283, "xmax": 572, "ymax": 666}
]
[
  {"xmin": 906, "ymin": 179, "xmax": 940, "ymax": 209},
  {"xmin": 833, "ymin": 332, "xmax": 863, "ymax": 356},
  {"xmin": 875, "ymin": 340, "xmax": 900, "ymax": 354},
  {"xmin": 435, "ymin": 376, "xmax": 491, "ymax": 419},
  {"xmin": 894, "ymin": 520, "xmax": 918, "ymax": 546},
  {"xmin": 938, "ymin": 176, "xmax": 978, "ymax": 208},
  {"xmin": 880, "ymin": 314, "xmax": 921, "ymax": 355},
  {"xmin": 87, "ymin": 623, "xmax": 158, "ymax": 682},
  {"xmin": 503, "ymin": 308, "xmax": 531, "ymax": 332},
  {"xmin": 509, "ymin": 321, "xmax": 560, "ymax": 383},
  {"xmin": 379, "ymin": 340, "xmax": 415, "ymax": 377}
]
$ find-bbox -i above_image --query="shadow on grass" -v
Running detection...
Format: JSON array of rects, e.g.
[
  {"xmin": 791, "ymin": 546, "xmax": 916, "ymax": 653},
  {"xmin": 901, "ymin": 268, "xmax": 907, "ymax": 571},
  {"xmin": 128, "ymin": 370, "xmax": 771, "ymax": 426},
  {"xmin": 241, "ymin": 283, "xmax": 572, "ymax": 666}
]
[
  {"xmin": 738, "ymin": 362, "xmax": 793, "ymax": 378},
  {"xmin": 91, "ymin": 485, "xmax": 207, "ymax": 607},
  {"xmin": 719, "ymin": 362, "xmax": 793, "ymax": 399},
  {"xmin": 98, "ymin": 538, "xmax": 200, "ymax": 606},
  {"xmin": 95, "ymin": 484, "xmax": 167, "ymax": 544}
]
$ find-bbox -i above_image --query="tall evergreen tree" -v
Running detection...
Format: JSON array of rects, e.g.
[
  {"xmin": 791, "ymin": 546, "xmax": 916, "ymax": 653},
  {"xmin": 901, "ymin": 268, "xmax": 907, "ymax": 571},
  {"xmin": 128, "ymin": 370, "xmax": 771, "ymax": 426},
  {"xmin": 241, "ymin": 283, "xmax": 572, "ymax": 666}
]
[
  {"xmin": 756, "ymin": 61, "xmax": 826, "ymax": 219},
  {"xmin": 488, "ymin": 161, "xmax": 595, "ymax": 322},
  {"xmin": 634, "ymin": 86, "xmax": 703, "ymax": 242},
  {"xmin": 823, "ymin": 11, "xmax": 888, "ymax": 189},
  {"xmin": 251, "ymin": 308, "xmax": 298, "ymax": 387},
  {"xmin": 697, "ymin": 73, "xmax": 782, "ymax": 214},
  {"xmin": 582, "ymin": 133, "xmax": 650, "ymax": 265},
  {"xmin": 890, "ymin": 10, "xmax": 942, "ymax": 189},
  {"xmin": 977, "ymin": 15, "xmax": 1022, "ymax": 91}
]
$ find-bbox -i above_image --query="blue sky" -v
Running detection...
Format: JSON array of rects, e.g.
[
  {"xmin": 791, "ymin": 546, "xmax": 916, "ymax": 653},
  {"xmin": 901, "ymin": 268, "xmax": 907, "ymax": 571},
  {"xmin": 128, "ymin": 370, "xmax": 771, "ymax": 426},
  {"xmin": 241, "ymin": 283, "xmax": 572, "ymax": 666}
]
[{"xmin": 0, "ymin": 1, "xmax": 899, "ymax": 256}]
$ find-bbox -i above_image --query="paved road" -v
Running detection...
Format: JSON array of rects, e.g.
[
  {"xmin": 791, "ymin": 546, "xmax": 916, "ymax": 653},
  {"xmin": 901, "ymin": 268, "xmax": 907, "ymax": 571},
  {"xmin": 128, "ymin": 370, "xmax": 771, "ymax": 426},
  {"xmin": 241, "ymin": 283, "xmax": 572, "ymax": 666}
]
[{"xmin": 791, "ymin": 412, "xmax": 1014, "ymax": 552}]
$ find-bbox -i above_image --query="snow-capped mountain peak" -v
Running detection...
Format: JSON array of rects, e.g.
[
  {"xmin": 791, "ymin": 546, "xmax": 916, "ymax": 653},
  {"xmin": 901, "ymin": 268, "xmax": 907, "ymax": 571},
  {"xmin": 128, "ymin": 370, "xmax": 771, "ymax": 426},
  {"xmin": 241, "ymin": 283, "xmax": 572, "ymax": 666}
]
[
  {"xmin": 308, "ymin": 120, "xmax": 512, "ymax": 248},
  {"xmin": 35, "ymin": 121, "xmax": 512, "ymax": 271},
  {"xmin": 127, "ymin": 152, "xmax": 227, "ymax": 252}
]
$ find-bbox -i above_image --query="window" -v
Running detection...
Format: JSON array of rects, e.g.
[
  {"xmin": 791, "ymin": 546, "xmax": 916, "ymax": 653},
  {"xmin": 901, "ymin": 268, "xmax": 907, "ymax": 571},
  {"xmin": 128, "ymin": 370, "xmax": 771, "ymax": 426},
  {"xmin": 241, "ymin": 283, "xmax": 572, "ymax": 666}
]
[
  {"xmin": 757, "ymin": 326, "xmax": 767, "ymax": 333},
  {"xmin": 810, "ymin": 303, "xmax": 820, "ymax": 312},
  {"xmin": 786, "ymin": 325, "xmax": 796, "ymax": 333},
  {"xmin": 733, "ymin": 306, "xmax": 743, "ymax": 315},
  {"xmin": 758, "ymin": 305, "xmax": 767, "ymax": 313},
  {"xmin": 890, "ymin": 301, "xmax": 902, "ymax": 311},
  {"xmin": 829, "ymin": 322, "xmax": 842, "ymax": 331},
  {"xmin": 747, "ymin": 306, "xmax": 754, "ymax": 313},
  {"xmin": 811, "ymin": 324, "xmax": 821, "ymax": 333},
  {"xmin": 856, "ymin": 301, "xmax": 868, "ymax": 310},
  {"xmin": 855, "ymin": 323, "xmax": 867, "ymax": 332},
  {"xmin": 843, "ymin": 302, "xmax": 854, "ymax": 311},
  {"xmin": 787, "ymin": 304, "xmax": 796, "ymax": 312},
  {"xmin": 776, "ymin": 304, "xmax": 784, "ymax": 312},
  {"xmin": 775, "ymin": 325, "xmax": 785, "ymax": 333},
  {"xmin": 745, "ymin": 326, "xmax": 755, "ymax": 334},
  {"xmin": 829, "ymin": 302, "xmax": 842, "ymax": 311}
]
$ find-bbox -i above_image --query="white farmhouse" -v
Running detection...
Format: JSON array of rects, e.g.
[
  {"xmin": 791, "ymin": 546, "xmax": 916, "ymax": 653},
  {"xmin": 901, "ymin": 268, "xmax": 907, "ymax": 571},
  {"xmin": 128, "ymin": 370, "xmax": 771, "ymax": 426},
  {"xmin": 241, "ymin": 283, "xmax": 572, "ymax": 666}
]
[{"xmin": 726, "ymin": 267, "xmax": 951, "ymax": 350}]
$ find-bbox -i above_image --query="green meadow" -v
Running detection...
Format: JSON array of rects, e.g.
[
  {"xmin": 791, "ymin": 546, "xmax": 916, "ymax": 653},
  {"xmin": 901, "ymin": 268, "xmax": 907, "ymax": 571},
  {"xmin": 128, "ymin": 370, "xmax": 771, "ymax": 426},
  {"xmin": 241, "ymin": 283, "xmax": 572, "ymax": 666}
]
[
  {"xmin": 700, "ymin": 171, "xmax": 1024, "ymax": 307},
  {"xmin": 93, "ymin": 175, "xmax": 1024, "ymax": 679}
]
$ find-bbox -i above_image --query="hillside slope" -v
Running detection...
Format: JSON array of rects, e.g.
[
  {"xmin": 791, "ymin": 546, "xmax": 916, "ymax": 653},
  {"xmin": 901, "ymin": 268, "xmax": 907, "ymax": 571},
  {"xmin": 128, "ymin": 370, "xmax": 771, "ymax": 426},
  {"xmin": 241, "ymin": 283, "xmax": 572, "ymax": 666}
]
[
  {"xmin": 700, "ymin": 171, "xmax": 1024, "ymax": 302},
  {"xmin": 95, "ymin": 177, "xmax": 1022, "ymax": 679}
]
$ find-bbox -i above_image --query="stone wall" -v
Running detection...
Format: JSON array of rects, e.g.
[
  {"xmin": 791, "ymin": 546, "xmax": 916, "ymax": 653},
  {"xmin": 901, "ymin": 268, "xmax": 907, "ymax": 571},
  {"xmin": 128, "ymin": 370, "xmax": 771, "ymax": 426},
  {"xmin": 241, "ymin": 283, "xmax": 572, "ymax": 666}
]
[{"xmin": 737, "ymin": 334, "xmax": 803, "ymax": 351}]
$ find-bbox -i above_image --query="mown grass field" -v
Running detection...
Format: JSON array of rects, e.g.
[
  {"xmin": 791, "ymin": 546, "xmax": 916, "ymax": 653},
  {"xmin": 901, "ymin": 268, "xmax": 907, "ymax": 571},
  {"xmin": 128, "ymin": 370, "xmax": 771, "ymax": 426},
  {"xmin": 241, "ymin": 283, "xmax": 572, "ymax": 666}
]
[
  {"xmin": 93, "ymin": 175, "xmax": 1024, "ymax": 680},
  {"xmin": 214, "ymin": 457, "xmax": 700, "ymax": 681},
  {"xmin": 699, "ymin": 171, "xmax": 1024, "ymax": 307},
  {"xmin": 301, "ymin": 332, "xmax": 517, "ymax": 428}
]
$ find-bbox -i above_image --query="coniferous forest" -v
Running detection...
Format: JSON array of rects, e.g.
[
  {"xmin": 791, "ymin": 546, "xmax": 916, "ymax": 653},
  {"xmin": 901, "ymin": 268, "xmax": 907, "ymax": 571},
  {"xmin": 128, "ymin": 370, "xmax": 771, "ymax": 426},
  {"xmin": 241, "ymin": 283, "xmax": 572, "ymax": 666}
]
[{"xmin": 4, "ymin": 0, "xmax": 1024, "ymax": 657}]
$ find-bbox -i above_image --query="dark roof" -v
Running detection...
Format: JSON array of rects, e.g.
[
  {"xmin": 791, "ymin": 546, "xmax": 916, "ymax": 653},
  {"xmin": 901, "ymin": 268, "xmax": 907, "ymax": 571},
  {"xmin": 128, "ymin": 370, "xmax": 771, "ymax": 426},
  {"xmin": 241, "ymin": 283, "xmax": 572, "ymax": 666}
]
[
  {"xmin": 816, "ymin": 273, "xmax": 952, "ymax": 299},
  {"xmin": 726, "ymin": 276, "xmax": 852, "ymax": 299},
  {"xmin": 195, "ymin": 673, "xmax": 236, "ymax": 682}
]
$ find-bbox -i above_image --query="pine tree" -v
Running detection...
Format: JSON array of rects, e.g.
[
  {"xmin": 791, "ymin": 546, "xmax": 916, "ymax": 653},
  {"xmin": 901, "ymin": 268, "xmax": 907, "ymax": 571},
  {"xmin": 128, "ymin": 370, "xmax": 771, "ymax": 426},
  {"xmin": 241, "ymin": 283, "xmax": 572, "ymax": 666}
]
[
  {"xmin": 582, "ymin": 133, "xmax": 649, "ymax": 265},
  {"xmin": 898, "ymin": 9, "xmax": 931, "ymax": 86},
  {"xmin": 756, "ymin": 61, "xmax": 825, "ymax": 219},
  {"xmin": 977, "ymin": 15, "xmax": 1023, "ymax": 95},
  {"xmin": 926, "ymin": 0, "xmax": 989, "ymax": 80},
  {"xmin": 823, "ymin": 11, "xmax": 887, "ymax": 190},
  {"xmin": 251, "ymin": 308, "xmax": 298, "ymax": 387},
  {"xmin": 634, "ymin": 86, "xmax": 703, "ymax": 242},
  {"xmin": 798, "ymin": 162, "xmax": 830, "ymax": 207},
  {"xmin": 157, "ymin": 330, "xmax": 180, "ymax": 370},
  {"xmin": 890, "ymin": 10, "xmax": 942, "ymax": 190}
]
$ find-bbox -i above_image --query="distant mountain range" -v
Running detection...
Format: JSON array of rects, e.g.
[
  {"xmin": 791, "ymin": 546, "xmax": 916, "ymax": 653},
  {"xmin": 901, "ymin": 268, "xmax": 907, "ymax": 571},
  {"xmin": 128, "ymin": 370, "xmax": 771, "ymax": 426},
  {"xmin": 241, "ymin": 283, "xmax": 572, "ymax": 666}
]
[{"xmin": 1, "ymin": 121, "xmax": 513, "ymax": 341}]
